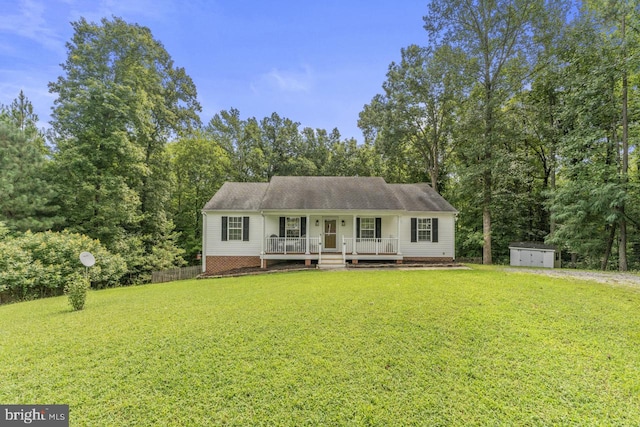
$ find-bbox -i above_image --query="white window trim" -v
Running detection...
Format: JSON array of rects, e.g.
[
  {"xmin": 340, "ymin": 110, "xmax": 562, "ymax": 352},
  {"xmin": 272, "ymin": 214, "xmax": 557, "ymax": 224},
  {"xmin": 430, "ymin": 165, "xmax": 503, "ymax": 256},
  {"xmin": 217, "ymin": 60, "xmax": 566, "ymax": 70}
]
[
  {"xmin": 228, "ymin": 216, "xmax": 243, "ymax": 241},
  {"xmin": 361, "ymin": 217, "xmax": 375, "ymax": 239},
  {"xmin": 286, "ymin": 217, "xmax": 300, "ymax": 238},
  {"xmin": 417, "ymin": 218, "xmax": 432, "ymax": 242}
]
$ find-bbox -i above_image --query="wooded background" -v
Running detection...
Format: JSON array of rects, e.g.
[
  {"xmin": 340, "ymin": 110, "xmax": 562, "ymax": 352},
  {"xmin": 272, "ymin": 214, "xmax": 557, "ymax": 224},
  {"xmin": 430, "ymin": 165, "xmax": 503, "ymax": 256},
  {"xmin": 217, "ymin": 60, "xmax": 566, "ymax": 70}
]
[{"xmin": 1, "ymin": 1, "xmax": 638, "ymax": 287}]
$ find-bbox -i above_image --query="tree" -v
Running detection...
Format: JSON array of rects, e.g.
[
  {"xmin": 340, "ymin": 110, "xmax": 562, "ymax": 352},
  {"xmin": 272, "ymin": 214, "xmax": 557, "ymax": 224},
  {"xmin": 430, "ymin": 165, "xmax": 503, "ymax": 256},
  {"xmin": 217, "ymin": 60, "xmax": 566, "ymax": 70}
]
[
  {"xmin": 48, "ymin": 17, "xmax": 201, "ymax": 282},
  {"xmin": 1, "ymin": 90, "xmax": 45, "ymax": 145},
  {"xmin": 259, "ymin": 112, "xmax": 303, "ymax": 179},
  {"xmin": 547, "ymin": 12, "xmax": 627, "ymax": 269},
  {"xmin": 206, "ymin": 109, "xmax": 266, "ymax": 182},
  {"xmin": 323, "ymin": 136, "xmax": 383, "ymax": 178},
  {"xmin": 582, "ymin": 0, "xmax": 640, "ymax": 270},
  {"xmin": 424, "ymin": 0, "xmax": 551, "ymax": 264},
  {"xmin": 0, "ymin": 98, "xmax": 59, "ymax": 232},
  {"xmin": 169, "ymin": 131, "xmax": 230, "ymax": 262},
  {"xmin": 299, "ymin": 127, "xmax": 333, "ymax": 175},
  {"xmin": 359, "ymin": 44, "xmax": 467, "ymax": 190}
]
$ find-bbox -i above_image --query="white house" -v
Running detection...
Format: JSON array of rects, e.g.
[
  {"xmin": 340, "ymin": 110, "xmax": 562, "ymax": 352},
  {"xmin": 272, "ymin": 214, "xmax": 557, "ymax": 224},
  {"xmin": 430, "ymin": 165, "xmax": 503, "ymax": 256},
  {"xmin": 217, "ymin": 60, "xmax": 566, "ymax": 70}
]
[{"xmin": 201, "ymin": 176, "xmax": 458, "ymax": 274}]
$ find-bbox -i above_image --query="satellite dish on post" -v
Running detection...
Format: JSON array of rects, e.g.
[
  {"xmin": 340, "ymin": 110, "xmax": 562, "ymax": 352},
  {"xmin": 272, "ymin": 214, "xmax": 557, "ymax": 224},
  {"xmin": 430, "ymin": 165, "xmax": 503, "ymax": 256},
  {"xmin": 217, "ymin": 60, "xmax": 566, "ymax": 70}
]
[{"xmin": 79, "ymin": 252, "xmax": 96, "ymax": 267}]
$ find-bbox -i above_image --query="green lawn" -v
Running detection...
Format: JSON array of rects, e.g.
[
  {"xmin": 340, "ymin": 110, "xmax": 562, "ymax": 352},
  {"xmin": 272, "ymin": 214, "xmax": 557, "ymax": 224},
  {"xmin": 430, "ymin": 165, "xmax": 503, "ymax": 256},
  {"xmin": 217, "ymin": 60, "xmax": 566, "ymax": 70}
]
[{"xmin": 1, "ymin": 267, "xmax": 639, "ymax": 425}]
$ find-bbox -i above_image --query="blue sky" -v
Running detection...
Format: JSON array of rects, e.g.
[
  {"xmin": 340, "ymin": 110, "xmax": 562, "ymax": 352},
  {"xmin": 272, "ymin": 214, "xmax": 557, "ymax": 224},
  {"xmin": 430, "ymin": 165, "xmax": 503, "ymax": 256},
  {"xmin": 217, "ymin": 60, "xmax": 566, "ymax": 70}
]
[{"xmin": 0, "ymin": 0, "xmax": 429, "ymax": 142}]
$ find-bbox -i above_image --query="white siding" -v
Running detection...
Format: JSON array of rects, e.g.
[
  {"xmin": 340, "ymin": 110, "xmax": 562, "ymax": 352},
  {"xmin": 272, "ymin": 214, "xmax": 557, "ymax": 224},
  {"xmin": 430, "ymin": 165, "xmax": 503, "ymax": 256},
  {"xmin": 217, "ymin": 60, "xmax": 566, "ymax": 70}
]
[
  {"xmin": 204, "ymin": 212, "xmax": 263, "ymax": 256},
  {"xmin": 203, "ymin": 211, "xmax": 456, "ymax": 260},
  {"xmin": 263, "ymin": 215, "xmax": 326, "ymax": 241},
  {"xmin": 337, "ymin": 216, "xmax": 353, "ymax": 242},
  {"xmin": 309, "ymin": 215, "xmax": 323, "ymax": 239},
  {"xmin": 265, "ymin": 216, "xmax": 280, "ymax": 238},
  {"xmin": 399, "ymin": 213, "xmax": 456, "ymax": 258}
]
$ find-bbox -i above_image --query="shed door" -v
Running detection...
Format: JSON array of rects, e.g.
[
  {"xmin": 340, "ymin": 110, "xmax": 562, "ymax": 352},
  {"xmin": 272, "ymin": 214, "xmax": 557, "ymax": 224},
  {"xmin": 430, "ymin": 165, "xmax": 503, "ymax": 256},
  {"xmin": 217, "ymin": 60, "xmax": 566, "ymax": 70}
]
[{"xmin": 530, "ymin": 250, "xmax": 543, "ymax": 267}]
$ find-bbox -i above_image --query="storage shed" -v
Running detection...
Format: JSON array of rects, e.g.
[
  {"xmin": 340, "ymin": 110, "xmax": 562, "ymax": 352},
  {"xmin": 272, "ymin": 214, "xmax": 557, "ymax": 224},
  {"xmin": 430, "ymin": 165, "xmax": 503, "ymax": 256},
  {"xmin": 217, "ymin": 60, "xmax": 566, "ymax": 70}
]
[{"xmin": 509, "ymin": 242, "xmax": 560, "ymax": 269}]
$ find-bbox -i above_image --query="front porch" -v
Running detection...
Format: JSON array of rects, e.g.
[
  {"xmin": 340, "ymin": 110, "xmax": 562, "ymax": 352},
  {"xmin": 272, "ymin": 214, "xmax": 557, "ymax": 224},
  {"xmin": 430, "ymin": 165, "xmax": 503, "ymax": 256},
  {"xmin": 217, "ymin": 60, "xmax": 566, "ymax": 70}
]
[
  {"xmin": 259, "ymin": 213, "xmax": 405, "ymax": 267},
  {"xmin": 262, "ymin": 235, "xmax": 403, "ymax": 266}
]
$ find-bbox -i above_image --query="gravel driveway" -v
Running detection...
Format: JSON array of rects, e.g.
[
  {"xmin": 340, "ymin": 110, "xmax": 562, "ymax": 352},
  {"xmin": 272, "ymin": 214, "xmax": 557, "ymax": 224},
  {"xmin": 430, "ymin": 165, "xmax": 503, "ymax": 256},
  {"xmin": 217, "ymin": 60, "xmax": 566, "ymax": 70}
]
[{"xmin": 507, "ymin": 268, "xmax": 640, "ymax": 289}]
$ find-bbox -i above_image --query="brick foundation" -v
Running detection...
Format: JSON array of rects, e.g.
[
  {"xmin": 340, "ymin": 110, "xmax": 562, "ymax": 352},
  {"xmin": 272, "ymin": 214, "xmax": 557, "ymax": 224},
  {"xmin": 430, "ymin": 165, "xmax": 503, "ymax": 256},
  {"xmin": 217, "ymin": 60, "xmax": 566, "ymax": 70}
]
[
  {"xmin": 205, "ymin": 256, "xmax": 261, "ymax": 275},
  {"xmin": 403, "ymin": 257, "xmax": 454, "ymax": 263}
]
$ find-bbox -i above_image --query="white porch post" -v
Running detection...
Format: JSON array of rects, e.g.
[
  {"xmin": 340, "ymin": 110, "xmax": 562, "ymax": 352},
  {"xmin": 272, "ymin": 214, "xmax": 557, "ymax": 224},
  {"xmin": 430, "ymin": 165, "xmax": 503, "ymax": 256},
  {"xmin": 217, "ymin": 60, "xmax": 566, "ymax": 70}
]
[
  {"xmin": 352, "ymin": 215, "xmax": 357, "ymax": 255},
  {"xmin": 261, "ymin": 213, "xmax": 266, "ymax": 268},
  {"xmin": 342, "ymin": 236, "xmax": 346, "ymax": 264},
  {"xmin": 201, "ymin": 212, "xmax": 207, "ymax": 273},
  {"xmin": 305, "ymin": 214, "xmax": 310, "ymax": 255},
  {"xmin": 396, "ymin": 215, "xmax": 402, "ymax": 255}
]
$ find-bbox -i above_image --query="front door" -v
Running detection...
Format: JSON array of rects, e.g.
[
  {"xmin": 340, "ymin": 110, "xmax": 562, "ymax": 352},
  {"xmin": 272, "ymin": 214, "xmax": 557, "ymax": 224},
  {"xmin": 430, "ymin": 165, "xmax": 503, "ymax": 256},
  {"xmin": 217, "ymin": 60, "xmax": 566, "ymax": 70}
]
[{"xmin": 324, "ymin": 219, "xmax": 337, "ymax": 250}]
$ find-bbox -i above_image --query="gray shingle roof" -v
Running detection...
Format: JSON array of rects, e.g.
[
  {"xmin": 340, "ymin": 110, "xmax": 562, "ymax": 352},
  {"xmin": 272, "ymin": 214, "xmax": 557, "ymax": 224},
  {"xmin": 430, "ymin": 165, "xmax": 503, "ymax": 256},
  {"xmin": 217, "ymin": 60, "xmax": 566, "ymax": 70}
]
[
  {"xmin": 260, "ymin": 176, "xmax": 405, "ymax": 210},
  {"xmin": 202, "ymin": 182, "xmax": 269, "ymax": 210},
  {"xmin": 389, "ymin": 183, "xmax": 457, "ymax": 212},
  {"xmin": 202, "ymin": 176, "xmax": 457, "ymax": 213},
  {"xmin": 509, "ymin": 242, "xmax": 556, "ymax": 250}
]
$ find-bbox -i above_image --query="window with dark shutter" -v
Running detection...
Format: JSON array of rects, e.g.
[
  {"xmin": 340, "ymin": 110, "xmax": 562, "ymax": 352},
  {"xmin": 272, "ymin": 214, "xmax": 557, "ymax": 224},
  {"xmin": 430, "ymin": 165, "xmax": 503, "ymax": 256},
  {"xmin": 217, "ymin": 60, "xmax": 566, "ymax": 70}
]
[
  {"xmin": 356, "ymin": 217, "xmax": 361, "ymax": 239},
  {"xmin": 360, "ymin": 218, "xmax": 375, "ymax": 238},
  {"xmin": 417, "ymin": 218, "xmax": 431, "ymax": 241},
  {"xmin": 279, "ymin": 217, "xmax": 285, "ymax": 237},
  {"xmin": 227, "ymin": 217, "xmax": 243, "ymax": 240},
  {"xmin": 301, "ymin": 217, "xmax": 307, "ymax": 237},
  {"xmin": 221, "ymin": 216, "xmax": 228, "ymax": 241},
  {"xmin": 243, "ymin": 217, "xmax": 250, "ymax": 241}
]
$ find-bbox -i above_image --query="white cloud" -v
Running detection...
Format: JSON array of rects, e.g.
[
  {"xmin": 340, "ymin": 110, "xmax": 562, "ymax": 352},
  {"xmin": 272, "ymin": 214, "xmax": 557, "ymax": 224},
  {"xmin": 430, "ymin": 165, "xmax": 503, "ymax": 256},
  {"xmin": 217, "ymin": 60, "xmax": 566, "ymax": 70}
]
[
  {"xmin": 0, "ymin": 0, "xmax": 65, "ymax": 54},
  {"xmin": 67, "ymin": 0, "xmax": 179, "ymax": 25},
  {"xmin": 257, "ymin": 65, "xmax": 315, "ymax": 94}
]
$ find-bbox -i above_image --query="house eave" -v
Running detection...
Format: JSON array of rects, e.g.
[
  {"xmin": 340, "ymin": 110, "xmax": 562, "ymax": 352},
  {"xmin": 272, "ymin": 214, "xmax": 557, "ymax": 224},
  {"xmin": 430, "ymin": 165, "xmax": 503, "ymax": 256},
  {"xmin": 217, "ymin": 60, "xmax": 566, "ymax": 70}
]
[{"xmin": 260, "ymin": 209, "xmax": 408, "ymax": 215}]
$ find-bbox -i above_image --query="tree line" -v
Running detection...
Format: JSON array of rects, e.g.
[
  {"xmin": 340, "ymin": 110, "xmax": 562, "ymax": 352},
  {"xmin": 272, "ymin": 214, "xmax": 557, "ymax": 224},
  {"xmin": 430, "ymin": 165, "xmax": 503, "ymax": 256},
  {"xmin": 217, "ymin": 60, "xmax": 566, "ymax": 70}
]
[{"xmin": 1, "ymin": 1, "xmax": 638, "ymax": 294}]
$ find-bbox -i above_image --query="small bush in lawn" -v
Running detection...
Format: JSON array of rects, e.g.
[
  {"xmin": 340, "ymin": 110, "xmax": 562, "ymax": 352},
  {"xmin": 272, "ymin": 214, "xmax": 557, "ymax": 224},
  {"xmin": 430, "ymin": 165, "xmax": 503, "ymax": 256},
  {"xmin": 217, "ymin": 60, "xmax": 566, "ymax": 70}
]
[{"xmin": 66, "ymin": 276, "xmax": 89, "ymax": 311}]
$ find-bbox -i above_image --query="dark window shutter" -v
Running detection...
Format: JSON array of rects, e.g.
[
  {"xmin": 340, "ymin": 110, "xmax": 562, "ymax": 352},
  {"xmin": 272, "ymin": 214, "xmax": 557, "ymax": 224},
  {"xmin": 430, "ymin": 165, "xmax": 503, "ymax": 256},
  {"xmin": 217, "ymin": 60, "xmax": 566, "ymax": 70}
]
[
  {"xmin": 301, "ymin": 217, "xmax": 307, "ymax": 237},
  {"xmin": 243, "ymin": 216, "xmax": 250, "ymax": 241},
  {"xmin": 279, "ymin": 217, "xmax": 285, "ymax": 237},
  {"xmin": 356, "ymin": 217, "xmax": 361, "ymax": 238},
  {"xmin": 410, "ymin": 218, "xmax": 417, "ymax": 242},
  {"xmin": 375, "ymin": 217, "xmax": 382, "ymax": 239},
  {"xmin": 432, "ymin": 218, "xmax": 438, "ymax": 242},
  {"xmin": 221, "ymin": 216, "xmax": 228, "ymax": 241}
]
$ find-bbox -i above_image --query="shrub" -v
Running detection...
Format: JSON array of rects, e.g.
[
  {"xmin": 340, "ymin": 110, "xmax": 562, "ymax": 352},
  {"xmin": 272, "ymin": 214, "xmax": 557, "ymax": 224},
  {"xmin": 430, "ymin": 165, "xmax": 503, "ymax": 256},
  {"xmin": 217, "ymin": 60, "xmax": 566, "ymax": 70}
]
[
  {"xmin": 65, "ymin": 275, "xmax": 89, "ymax": 311},
  {"xmin": 0, "ymin": 230, "xmax": 127, "ymax": 301}
]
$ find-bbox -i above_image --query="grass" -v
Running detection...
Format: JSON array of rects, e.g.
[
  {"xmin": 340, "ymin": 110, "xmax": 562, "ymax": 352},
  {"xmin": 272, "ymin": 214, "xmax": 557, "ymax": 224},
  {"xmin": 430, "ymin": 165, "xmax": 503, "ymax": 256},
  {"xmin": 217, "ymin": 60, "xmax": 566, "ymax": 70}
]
[{"xmin": 1, "ymin": 267, "xmax": 640, "ymax": 425}]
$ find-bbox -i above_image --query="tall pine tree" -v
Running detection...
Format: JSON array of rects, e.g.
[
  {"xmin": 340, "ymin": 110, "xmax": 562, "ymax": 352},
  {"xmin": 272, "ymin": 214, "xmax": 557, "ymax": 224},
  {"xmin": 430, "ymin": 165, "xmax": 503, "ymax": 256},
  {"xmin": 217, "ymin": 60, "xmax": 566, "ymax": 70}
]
[{"xmin": 0, "ymin": 92, "xmax": 59, "ymax": 232}]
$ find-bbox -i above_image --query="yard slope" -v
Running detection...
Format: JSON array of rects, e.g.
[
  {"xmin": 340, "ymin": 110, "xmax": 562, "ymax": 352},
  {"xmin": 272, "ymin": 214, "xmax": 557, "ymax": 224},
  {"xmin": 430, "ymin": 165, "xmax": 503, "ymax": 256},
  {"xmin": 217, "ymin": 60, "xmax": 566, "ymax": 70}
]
[{"xmin": 1, "ymin": 268, "xmax": 639, "ymax": 425}]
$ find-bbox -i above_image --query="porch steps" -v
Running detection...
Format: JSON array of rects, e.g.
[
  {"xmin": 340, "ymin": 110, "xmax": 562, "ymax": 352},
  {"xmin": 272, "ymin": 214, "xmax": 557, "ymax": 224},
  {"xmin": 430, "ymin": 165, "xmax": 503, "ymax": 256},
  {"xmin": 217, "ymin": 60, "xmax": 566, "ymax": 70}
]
[{"xmin": 318, "ymin": 254, "xmax": 346, "ymax": 269}]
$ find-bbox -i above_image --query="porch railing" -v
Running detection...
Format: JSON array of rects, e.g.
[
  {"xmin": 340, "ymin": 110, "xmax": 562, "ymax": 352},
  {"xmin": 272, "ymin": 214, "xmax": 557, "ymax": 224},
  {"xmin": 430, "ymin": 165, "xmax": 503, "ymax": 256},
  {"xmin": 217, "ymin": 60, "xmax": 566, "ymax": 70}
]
[
  {"xmin": 343, "ymin": 237, "xmax": 398, "ymax": 255},
  {"xmin": 265, "ymin": 237, "xmax": 321, "ymax": 254},
  {"xmin": 265, "ymin": 236, "xmax": 399, "ymax": 255}
]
